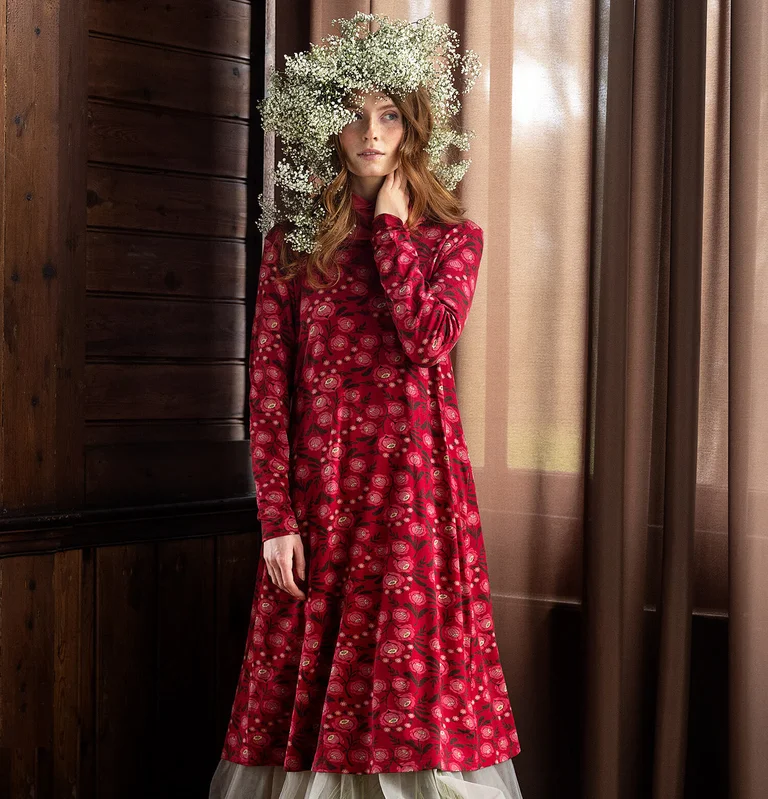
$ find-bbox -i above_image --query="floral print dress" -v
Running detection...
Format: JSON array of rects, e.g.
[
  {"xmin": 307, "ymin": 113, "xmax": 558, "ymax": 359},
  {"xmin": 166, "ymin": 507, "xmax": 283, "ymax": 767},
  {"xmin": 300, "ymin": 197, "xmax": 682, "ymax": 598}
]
[{"xmin": 217, "ymin": 192, "xmax": 521, "ymax": 780}]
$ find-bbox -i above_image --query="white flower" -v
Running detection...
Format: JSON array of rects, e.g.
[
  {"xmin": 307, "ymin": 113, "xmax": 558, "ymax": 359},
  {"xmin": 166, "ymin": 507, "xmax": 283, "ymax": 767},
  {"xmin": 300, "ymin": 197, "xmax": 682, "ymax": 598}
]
[{"xmin": 256, "ymin": 12, "xmax": 481, "ymax": 253}]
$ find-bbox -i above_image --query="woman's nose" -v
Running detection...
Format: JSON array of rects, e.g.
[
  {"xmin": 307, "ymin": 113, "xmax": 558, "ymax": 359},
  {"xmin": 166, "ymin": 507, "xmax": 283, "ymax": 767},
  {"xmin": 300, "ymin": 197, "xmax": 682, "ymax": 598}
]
[{"xmin": 363, "ymin": 117, "xmax": 379, "ymax": 140}]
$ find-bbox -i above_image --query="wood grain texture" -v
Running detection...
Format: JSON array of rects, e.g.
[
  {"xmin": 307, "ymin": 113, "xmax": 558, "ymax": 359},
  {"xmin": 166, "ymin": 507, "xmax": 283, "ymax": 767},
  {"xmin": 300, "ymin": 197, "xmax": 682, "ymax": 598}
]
[
  {"xmin": 96, "ymin": 545, "xmax": 158, "ymax": 797},
  {"xmin": 156, "ymin": 537, "xmax": 218, "ymax": 793},
  {"xmin": 87, "ymin": 166, "xmax": 247, "ymax": 238},
  {"xmin": 52, "ymin": 550, "xmax": 92, "ymax": 797},
  {"xmin": 0, "ymin": 0, "xmax": 263, "ymax": 791},
  {"xmin": 88, "ymin": 0, "xmax": 251, "ymax": 58},
  {"xmin": 85, "ymin": 440, "xmax": 253, "ymax": 506},
  {"xmin": 0, "ymin": 556, "xmax": 55, "ymax": 792},
  {"xmin": 84, "ymin": 363, "xmax": 246, "ymax": 420},
  {"xmin": 87, "ymin": 101, "xmax": 249, "ymax": 177},
  {"xmin": 86, "ymin": 230, "xmax": 246, "ymax": 299},
  {"xmin": 84, "ymin": 420, "xmax": 245, "ymax": 446},
  {"xmin": 88, "ymin": 35, "xmax": 250, "ymax": 118},
  {"xmin": 1, "ymin": 0, "xmax": 88, "ymax": 512},
  {"xmin": 0, "ymin": 527, "xmax": 267, "ymax": 797},
  {"xmin": 86, "ymin": 296, "xmax": 246, "ymax": 359}
]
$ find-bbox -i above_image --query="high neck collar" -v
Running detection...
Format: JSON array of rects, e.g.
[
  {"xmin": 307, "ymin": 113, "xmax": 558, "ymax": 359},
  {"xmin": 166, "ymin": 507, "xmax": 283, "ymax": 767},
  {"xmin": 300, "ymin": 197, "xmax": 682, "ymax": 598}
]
[
  {"xmin": 350, "ymin": 191, "xmax": 376, "ymax": 240},
  {"xmin": 351, "ymin": 191, "xmax": 375, "ymax": 212}
]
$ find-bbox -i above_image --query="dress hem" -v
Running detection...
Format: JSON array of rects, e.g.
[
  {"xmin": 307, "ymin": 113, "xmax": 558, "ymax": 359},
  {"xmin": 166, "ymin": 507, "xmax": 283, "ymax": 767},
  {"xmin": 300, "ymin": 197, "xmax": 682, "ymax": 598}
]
[{"xmin": 219, "ymin": 746, "xmax": 522, "ymax": 775}]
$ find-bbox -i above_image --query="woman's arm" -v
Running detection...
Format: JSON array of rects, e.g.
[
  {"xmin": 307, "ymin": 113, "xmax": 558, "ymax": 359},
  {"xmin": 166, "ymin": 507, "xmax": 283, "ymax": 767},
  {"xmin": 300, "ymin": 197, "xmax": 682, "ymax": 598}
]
[
  {"xmin": 248, "ymin": 225, "xmax": 301, "ymax": 541},
  {"xmin": 370, "ymin": 214, "xmax": 484, "ymax": 367}
]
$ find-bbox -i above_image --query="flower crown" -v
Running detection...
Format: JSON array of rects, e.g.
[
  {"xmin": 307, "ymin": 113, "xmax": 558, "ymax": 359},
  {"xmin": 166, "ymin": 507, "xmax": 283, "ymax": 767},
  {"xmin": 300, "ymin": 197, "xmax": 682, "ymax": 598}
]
[{"xmin": 256, "ymin": 12, "xmax": 482, "ymax": 254}]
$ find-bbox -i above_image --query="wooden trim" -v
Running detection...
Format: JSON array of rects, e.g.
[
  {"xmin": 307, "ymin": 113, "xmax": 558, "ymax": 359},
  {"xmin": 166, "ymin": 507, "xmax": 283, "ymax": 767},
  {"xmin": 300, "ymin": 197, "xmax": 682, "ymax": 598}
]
[{"xmin": 0, "ymin": 497, "xmax": 259, "ymax": 558}]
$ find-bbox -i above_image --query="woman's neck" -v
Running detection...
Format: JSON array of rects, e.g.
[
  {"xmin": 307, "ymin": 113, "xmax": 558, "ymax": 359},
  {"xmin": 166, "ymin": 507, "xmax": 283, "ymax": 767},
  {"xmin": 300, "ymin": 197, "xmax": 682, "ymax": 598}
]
[{"xmin": 349, "ymin": 174, "xmax": 386, "ymax": 203}]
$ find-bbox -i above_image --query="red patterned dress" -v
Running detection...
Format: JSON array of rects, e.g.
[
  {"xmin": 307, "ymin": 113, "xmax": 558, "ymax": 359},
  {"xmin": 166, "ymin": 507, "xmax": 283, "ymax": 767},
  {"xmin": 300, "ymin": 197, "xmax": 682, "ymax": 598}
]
[{"xmin": 218, "ymin": 192, "xmax": 521, "ymax": 776}]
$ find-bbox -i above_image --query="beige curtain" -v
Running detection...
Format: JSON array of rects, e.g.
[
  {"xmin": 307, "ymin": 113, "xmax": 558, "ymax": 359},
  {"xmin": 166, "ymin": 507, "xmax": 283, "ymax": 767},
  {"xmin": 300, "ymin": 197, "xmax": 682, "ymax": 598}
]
[{"xmin": 267, "ymin": 1, "xmax": 768, "ymax": 796}]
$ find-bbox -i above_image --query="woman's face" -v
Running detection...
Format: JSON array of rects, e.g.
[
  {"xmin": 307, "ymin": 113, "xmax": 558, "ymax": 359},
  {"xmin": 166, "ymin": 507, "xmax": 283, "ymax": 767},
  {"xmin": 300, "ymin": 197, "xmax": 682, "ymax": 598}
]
[{"xmin": 338, "ymin": 92, "xmax": 404, "ymax": 178}]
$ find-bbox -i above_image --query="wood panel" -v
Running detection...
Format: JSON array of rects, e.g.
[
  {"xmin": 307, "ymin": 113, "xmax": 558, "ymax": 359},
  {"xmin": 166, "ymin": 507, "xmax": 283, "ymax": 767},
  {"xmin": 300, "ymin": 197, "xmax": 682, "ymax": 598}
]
[
  {"xmin": 0, "ymin": 503, "xmax": 257, "ymax": 558},
  {"xmin": 53, "ymin": 549, "xmax": 95, "ymax": 798},
  {"xmin": 85, "ymin": 440, "xmax": 254, "ymax": 506},
  {"xmin": 82, "ymin": 1, "xmax": 258, "ymax": 511},
  {"xmin": 85, "ymin": 421, "xmax": 245, "ymax": 446},
  {"xmin": 156, "ymin": 537, "xmax": 218, "ymax": 794},
  {"xmin": 0, "ymin": 556, "xmax": 55, "ymax": 795},
  {"xmin": 0, "ymin": 525, "xmax": 266, "ymax": 797},
  {"xmin": 85, "ymin": 363, "xmax": 246, "ymax": 420},
  {"xmin": 96, "ymin": 544, "xmax": 158, "ymax": 797},
  {"xmin": 88, "ymin": 0, "xmax": 251, "ymax": 58},
  {"xmin": 1, "ymin": 0, "xmax": 263, "ymax": 786},
  {"xmin": 87, "ymin": 166, "xmax": 247, "ymax": 238},
  {"xmin": 86, "ymin": 231, "xmax": 245, "ymax": 299},
  {"xmin": 1, "ymin": 0, "xmax": 88, "ymax": 511},
  {"xmin": 88, "ymin": 35, "xmax": 250, "ymax": 118},
  {"xmin": 87, "ymin": 101, "xmax": 249, "ymax": 177},
  {"xmin": 86, "ymin": 296, "xmax": 245, "ymax": 359}
]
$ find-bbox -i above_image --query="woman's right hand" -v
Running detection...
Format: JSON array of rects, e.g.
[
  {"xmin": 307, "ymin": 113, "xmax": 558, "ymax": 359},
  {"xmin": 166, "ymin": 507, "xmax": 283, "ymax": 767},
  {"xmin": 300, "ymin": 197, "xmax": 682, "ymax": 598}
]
[{"xmin": 263, "ymin": 534, "xmax": 307, "ymax": 600}]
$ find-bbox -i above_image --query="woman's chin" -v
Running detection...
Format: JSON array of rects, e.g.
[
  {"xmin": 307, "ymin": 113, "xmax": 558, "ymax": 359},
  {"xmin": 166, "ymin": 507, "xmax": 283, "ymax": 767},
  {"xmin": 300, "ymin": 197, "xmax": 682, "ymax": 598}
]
[{"xmin": 349, "ymin": 162, "xmax": 396, "ymax": 178}]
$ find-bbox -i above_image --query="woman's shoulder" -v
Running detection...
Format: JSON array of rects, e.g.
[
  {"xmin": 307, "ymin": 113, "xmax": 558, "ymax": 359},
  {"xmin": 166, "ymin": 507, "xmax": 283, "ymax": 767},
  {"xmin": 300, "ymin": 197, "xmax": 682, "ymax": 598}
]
[
  {"xmin": 263, "ymin": 222, "xmax": 289, "ymax": 247},
  {"xmin": 261, "ymin": 223, "xmax": 297, "ymax": 270}
]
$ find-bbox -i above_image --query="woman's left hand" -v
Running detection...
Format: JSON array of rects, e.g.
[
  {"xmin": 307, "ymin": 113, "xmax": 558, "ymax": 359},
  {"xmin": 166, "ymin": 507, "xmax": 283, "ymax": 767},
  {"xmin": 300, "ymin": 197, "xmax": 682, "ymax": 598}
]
[{"xmin": 374, "ymin": 167, "xmax": 409, "ymax": 224}]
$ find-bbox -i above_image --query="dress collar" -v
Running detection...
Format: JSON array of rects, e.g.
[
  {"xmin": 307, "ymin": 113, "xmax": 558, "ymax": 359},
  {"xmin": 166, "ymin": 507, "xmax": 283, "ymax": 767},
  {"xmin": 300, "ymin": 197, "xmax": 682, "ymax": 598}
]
[
  {"xmin": 350, "ymin": 191, "xmax": 376, "ymax": 240},
  {"xmin": 351, "ymin": 191, "xmax": 376, "ymax": 211}
]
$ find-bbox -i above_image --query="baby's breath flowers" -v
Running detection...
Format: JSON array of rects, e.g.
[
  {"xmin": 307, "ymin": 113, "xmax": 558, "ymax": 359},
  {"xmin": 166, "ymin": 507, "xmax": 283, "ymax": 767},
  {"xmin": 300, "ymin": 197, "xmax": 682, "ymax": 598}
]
[{"xmin": 257, "ymin": 11, "xmax": 482, "ymax": 253}]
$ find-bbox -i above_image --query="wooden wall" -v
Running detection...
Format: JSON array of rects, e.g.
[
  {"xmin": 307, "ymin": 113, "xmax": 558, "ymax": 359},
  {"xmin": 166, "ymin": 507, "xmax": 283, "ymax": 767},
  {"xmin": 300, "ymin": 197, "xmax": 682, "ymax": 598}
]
[
  {"xmin": 0, "ymin": 521, "xmax": 263, "ymax": 798},
  {"xmin": 0, "ymin": 0, "xmax": 269, "ymax": 796},
  {"xmin": 1, "ymin": 0, "xmax": 264, "ymax": 516},
  {"xmin": 84, "ymin": 0, "xmax": 258, "ymax": 507}
]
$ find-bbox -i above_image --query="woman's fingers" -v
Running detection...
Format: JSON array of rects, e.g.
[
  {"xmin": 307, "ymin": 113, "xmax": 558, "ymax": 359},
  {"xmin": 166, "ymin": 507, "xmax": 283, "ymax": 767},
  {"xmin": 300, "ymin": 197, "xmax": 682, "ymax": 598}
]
[
  {"xmin": 271, "ymin": 558, "xmax": 286, "ymax": 591},
  {"xmin": 281, "ymin": 536, "xmax": 306, "ymax": 598},
  {"xmin": 374, "ymin": 167, "xmax": 408, "ymax": 223},
  {"xmin": 272, "ymin": 550, "xmax": 304, "ymax": 598},
  {"xmin": 263, "ymin": 536, "xmax": 307, "ymax": 599},
  {"xmin": 280, "ymin": 568, "xmax": 306, "ymax": 599},
  {"xmin": 293, "ymin": 537, "xmax": 306, "ymax": 580}
]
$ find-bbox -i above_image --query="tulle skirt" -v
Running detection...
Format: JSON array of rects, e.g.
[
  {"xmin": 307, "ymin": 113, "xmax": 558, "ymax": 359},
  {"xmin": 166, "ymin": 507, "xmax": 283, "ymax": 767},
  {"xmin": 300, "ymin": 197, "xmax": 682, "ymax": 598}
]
[{"xmin": 209, "ymin": 757, "xmax": 524, "ymax": 799}]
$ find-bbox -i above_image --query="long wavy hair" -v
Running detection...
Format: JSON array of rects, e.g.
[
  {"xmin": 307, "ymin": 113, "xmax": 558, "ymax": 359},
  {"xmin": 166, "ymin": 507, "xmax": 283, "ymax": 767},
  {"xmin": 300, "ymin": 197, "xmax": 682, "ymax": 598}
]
[{"xmin": 275, "ymin": 85, "xmax": 468, "ymax": 289}]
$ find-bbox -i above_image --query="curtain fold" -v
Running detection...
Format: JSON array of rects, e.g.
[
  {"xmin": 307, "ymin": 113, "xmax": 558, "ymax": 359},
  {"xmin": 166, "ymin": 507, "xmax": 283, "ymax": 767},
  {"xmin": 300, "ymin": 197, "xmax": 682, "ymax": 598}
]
[
  {"xmin": 583, "ymin": 0, "xmax": 644, "ymax": 796},
  {"xmin": 729, "ymin": 1, "xmax": 768, "ymax": 797},
  {"xmin": 265, "ymin": 1, "xmax": 767, "ymax": 795}
]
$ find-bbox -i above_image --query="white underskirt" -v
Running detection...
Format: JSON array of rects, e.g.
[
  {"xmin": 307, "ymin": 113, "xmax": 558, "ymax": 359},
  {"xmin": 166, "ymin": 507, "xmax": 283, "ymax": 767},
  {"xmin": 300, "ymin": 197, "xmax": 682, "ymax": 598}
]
[{"xmin": 209, "ymin": 757, "xmax": 524, "ymax": 799}]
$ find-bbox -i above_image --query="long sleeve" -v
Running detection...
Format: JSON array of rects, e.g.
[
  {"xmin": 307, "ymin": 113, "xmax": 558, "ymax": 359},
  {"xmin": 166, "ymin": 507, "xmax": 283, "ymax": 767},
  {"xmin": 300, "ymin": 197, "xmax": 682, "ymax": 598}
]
[
  {"xmin": 370, "ymin": 213, "xmax": 484, "ymax": 367},
  {"xmin": 248, "ymin": 225, "xmax": 301, "ymax": 541}
]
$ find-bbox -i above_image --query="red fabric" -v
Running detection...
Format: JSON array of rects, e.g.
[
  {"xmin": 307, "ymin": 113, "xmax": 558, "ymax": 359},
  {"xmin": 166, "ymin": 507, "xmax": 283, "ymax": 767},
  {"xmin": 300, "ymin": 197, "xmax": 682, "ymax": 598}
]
[{"xmin": 220, "ymin": 192, "xmax": 521, "ymax": 774}]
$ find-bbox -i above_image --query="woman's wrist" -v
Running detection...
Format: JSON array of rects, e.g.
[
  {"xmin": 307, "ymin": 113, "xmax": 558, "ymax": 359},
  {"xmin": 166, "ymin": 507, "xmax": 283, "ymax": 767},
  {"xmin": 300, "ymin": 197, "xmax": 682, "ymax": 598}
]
[{"xmin": 372, "ymin": 212, "xmax": 407, "ymax": 231}]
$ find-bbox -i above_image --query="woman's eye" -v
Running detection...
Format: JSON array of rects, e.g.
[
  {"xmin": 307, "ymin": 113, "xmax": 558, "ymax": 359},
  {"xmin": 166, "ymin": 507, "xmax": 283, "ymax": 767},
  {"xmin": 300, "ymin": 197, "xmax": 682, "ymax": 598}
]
[{"xmin": 347, "ymin": 111, "xmax": 398, "ymax": 123}]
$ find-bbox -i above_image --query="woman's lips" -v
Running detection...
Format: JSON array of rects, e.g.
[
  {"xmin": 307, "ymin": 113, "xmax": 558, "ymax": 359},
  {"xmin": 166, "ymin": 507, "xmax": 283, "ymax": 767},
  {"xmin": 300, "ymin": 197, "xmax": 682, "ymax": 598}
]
[{"xmin": 359, "ymin": 152, "xmax": 385, "ymax": 160}]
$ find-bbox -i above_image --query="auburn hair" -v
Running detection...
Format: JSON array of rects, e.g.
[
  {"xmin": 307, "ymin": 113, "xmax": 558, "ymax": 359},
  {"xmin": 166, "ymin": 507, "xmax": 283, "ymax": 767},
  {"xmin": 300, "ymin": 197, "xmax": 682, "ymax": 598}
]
[{"xmin": 275, "ymin": 85, "xmax": 468, "ymax": 289}]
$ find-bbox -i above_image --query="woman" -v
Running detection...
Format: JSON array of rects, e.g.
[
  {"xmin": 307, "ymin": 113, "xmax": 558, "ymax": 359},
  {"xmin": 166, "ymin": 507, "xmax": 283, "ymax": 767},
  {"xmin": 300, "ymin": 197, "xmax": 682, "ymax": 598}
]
[{"xmin": 210, "ymin": 13, "xmax": 523, "ymax": 799}]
